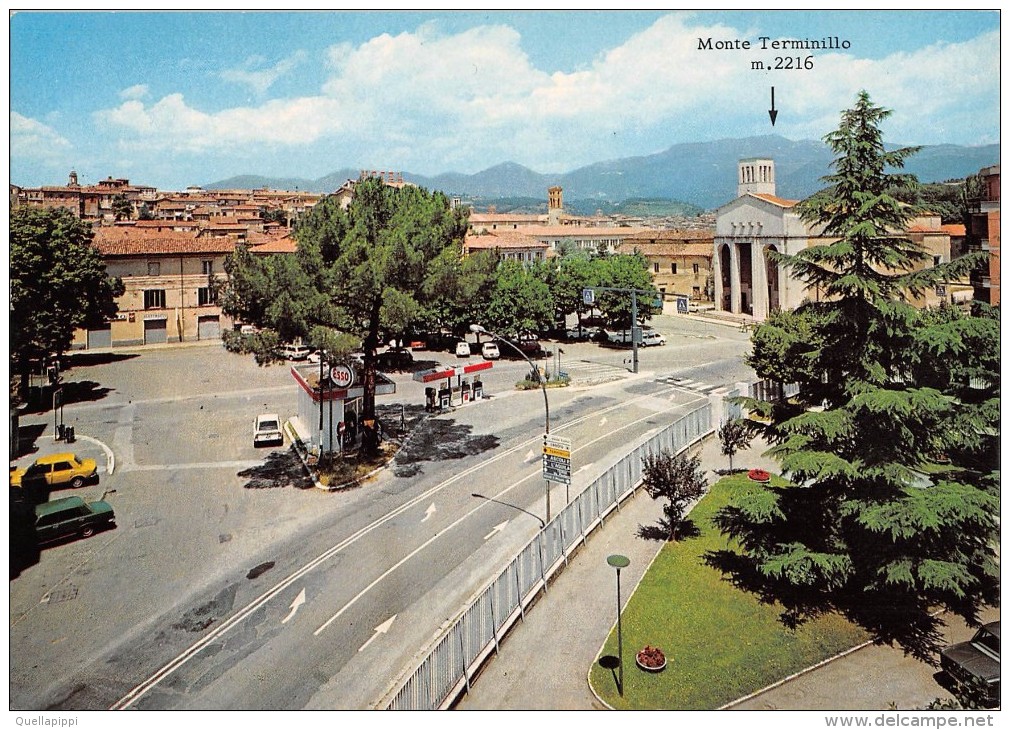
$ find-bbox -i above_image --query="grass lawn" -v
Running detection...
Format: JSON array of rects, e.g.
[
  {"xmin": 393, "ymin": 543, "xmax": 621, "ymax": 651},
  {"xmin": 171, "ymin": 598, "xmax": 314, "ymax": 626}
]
[{"xmin": 588, "ymin": 472, "xmax": 868, "ymax": 710}]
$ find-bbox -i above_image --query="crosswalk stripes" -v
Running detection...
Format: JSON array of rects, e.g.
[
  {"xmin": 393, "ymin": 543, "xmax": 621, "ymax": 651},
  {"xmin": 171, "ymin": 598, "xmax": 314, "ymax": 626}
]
[{"xmin": 657, "ymin": 375, "xmax": 727, "ymax": 397}]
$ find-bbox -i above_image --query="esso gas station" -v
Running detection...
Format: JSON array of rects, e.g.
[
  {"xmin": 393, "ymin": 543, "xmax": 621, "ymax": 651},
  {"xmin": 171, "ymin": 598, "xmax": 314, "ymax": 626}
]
[
  {"xmin": 412, "ymin": 360, "xmax": 493, "ymax": 412},
  {"xmin": 290, "ymin": 361, "xmax": 396, "ymax": 455}
]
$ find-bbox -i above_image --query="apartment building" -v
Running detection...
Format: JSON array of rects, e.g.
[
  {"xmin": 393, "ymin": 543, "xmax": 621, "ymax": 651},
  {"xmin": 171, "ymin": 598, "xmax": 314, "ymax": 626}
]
[
  {"xmin": 616, "ymin": 230, "xmax": 715, "ymax": 303},
  {"xmin": 71, "ymin": 226, "xmax": 236, "ymax": 348}
]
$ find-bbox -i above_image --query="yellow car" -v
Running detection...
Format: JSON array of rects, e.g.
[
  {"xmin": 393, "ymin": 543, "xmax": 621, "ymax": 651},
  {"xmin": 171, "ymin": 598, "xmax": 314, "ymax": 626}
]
[{"xmin": 10, "ymin": 453, "xmax": 98, "ymax": 490}]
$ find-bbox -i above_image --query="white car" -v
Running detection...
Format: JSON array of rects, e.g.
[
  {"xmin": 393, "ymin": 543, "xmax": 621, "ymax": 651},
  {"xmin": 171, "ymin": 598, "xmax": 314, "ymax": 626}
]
[
  {"xmin": 253, "ymin": 414, "xmax": 284, "ymax": 447},
  {"xmin": 455, "ymin": 341, "xmax": 471, "ymax": 357},
  {"xmin": 481, "ymin": 342, "xmax": 500, "ymax": 359},
  {"xmin": 280, "ymin": 343, "xmax": 311, "ymax": 360},
  {"xmin": 566, "ymin": 326, "xmax": 598, "ymax": 341},
  {"xmin": 640, "ymin": 330, "xmax": 667, "ymax": 346}
]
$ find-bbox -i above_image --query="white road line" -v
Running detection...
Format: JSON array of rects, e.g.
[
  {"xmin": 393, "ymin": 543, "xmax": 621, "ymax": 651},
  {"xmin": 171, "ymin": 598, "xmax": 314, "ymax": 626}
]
[
  {"xmin": 110, "ymin": 378, "xmax": 693, "ymax": 709},
  {"xmin": 118, "ymin": 460, "xmax": 264, "ymax": 473}
]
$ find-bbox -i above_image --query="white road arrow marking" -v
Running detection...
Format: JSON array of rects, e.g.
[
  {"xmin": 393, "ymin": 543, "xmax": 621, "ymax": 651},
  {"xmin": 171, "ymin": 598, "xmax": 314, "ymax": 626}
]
[
  {"xmin": 281, "ymin": 588, "xmax": 306, "ymax": 624},
  {"xmin": 358, "ymin": 615, "xmax": 397, "ymax": 652},
  {"xmin": 524, "ymin": 449, "xmax": 536, "ymax": 463},
  {"xmin": 484, "ymin": 520, "xmax": 509, "ymax": 541},
  {"xmin": 600, "ymin": 416, "xmax": 608, "ymax": 426},
  {"xmin": 421, "ymin": 503, "xmax": 436, "ymax": 523}
]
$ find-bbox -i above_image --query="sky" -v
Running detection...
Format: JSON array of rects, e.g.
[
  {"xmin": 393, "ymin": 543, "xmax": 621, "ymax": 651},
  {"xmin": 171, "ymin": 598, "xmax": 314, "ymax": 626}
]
[{"xmin": 8, "ymin": 9, "xmax": 1002, "ymax": 191}]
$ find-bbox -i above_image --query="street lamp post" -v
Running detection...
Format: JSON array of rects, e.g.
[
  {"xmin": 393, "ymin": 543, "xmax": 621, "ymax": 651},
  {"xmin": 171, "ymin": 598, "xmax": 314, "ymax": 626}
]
[
  {"xmin": 472, "ymin": 492, "xmax": 548, "ymax": 593},
  {"xmin": 607, "ymin": 554, "xmax": 631, "ymax": 696},
  {"xmin": 470, "ymin": 324, "xmax": 552, "ymax": 522}
]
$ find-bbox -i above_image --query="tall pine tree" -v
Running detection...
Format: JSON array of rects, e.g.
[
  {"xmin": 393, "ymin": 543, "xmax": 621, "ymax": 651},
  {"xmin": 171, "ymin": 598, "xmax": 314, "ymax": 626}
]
[{"xmin": 709, "ymin": 92, "xmax": 999, "ymax": 661}]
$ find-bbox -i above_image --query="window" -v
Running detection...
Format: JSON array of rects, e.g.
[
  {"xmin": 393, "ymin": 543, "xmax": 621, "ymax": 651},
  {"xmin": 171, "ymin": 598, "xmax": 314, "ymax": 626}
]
[
  {"xmin": 147, "ymin": 261, "xmax": 161, "ymax": 276},
  {"xmin": 693, "ymin": 286, "xmax": 701, "ymax": 297},
  {"xmin": 933, "ymin": 255, "xmax": 943, "ymax": 266},
  {"xmin": 670, "ymin": 263, "xmax": 678, "ymax": 274},
  {"xmin": 202, "ymin": 260, "xmax": 214, "ymax": 275},
  {"xmin": 144, "ymin": 290, "xmax": 166, "ymax": 309},
  {"xmin": 654, "ymin": 263, "xmax": 660, "ymax": 273},
  {"xmin": 693, "ymin": 263, "xmax": 700, "ymax": 275},
  {"xmin": 198, "ymin": 287, "xmax": 217, "ymax": 306}
]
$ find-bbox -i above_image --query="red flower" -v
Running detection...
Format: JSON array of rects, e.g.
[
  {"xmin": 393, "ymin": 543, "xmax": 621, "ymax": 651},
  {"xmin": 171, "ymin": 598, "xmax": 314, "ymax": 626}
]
[{"xmin": 748, "ymin": 468, "xmax": 771, "ymax": 482}]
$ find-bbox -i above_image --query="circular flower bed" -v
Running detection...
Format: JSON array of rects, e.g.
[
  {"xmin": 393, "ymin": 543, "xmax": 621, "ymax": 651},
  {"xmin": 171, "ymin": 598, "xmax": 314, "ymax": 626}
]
[
  {"xmin": 748, "ymin": 468, "xmax": 771, "ymax": 483},
  {"xmin": 635, "ymin": 645, "xmax": 667, "ymax": 672}
]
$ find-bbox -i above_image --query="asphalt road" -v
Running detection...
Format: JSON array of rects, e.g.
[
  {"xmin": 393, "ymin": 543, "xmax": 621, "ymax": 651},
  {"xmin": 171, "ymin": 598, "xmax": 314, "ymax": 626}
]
[{"xmin": 9, "ymin": 315, "xmax": 755, "ymax": 710}]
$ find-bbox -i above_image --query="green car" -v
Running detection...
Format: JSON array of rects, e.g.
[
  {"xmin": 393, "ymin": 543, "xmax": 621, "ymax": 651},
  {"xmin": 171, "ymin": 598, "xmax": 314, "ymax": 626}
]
[{"xmin": 34, "ymin": 495, "xmax": 115, "ymax": 544}]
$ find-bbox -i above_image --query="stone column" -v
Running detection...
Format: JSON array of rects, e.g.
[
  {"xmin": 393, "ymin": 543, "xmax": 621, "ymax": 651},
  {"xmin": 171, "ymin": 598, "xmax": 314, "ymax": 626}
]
[
  {"xmin": 729, "ymin": 242, "xmax": 741, "ymax": 314},
  {"xmin": 751, "ymin": 241, "xmax": 769, "ymax": 320}
]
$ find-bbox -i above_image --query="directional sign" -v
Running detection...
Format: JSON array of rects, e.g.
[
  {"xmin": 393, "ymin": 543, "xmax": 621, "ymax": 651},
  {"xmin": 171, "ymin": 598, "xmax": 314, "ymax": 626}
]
[
  {"xmin": 582, "ymin": 287, "xmax": 595, "ymax": 306},
  {"xmin": 543, "ymin": 433, "xmax": 572, "ymax": 485}
]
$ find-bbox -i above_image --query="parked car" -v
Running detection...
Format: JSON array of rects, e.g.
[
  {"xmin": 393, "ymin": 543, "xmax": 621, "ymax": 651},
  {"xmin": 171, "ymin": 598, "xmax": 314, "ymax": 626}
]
[
  {"xmin": 605, "ymin": 329, "xmax": 632, "ymax": 345},
  {"xmin": 640, "ymin": 330, "xmax": 667, "ymax": 346},
  {"xmin": 455, "ymin": 341, "xmax": 471, "ymax": 358},
  {"xmin": 10, "ymin": 453, "xmax": 98, "ymax": 490},
  {"xmin": 565, "ymin": 326, "xmax": 598, "ymax": 341},
  {"xmin": 34, "ymin": 495, "xmax": 115, "ymax": 544},
  {"xmin": 940, "ymin": 620, "xmax": 1000, "ymax": 706},
  {"xmin": 377, "ymin": 348, "xmax": 414, "ymax": 370},
  {"xmin": 516, "ymin": 335, "xmax": 546, "ymax": 357},
  {"xmin": 280, "ymin": 344, "xmax": 311, "ymax": 361},
  {"xmin": 253, "ymin": 414, "xmax": 284, "ymax": 447},
  {"xmin": 481, "ymin": 342, "xmax": 500, "ymax": 360}
]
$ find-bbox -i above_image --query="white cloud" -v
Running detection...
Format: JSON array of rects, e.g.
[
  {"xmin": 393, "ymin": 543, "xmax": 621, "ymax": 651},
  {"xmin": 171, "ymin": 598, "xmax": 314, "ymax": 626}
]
[
  {"xmin": 120, "ymin": 84, "xmax": 149, "ymax": 100},
  {"xmin": 220, "ymin": 51, "xmax": 307, "ymax": 95},
  {"xmin": 10, "ymin": 112, "xmax": 72, "ymax": 160},
  {"xmin": 89, "ymin": 16, "xmax": 999, "ymax": 175}
]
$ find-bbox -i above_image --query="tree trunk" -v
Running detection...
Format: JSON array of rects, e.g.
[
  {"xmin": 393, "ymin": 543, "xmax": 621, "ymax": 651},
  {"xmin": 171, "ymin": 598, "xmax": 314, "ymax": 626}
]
[{"xmin": 360, "ymin": 299, "xmax": 382, "ymax": 455}]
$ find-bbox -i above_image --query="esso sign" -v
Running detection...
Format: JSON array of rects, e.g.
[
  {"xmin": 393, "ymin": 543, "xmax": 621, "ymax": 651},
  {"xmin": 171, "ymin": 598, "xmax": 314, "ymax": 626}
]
[{"xmin": 330, "ymin": 364, "xmax": 355, "ymax": 388}]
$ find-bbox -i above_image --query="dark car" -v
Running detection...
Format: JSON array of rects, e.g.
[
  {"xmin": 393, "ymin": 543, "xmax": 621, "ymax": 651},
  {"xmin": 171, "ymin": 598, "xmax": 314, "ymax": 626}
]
[
  {"xmin": 377, "ymin": 348, "xmax": 414, "ymax": 371},
  {"xmin": 940, "ymin": 621, "xmax": 1000, "ymax": 706},
  {"xmin": 34, "ymin": 495, "xmax": 116, "ymax": 544}
]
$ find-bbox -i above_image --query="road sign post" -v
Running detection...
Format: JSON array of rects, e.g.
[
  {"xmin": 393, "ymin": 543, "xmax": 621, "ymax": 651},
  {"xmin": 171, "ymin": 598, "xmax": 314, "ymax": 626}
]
[{"xmin": 543, "ymin": 433, "xmax": 571, "ymax": 485}]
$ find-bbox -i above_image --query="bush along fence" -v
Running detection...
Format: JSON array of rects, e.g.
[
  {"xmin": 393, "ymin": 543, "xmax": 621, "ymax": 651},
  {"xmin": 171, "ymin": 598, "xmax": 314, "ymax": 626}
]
[{"xmin": 383, "ymin": 401, "xmax": 713, "ymax": 710}]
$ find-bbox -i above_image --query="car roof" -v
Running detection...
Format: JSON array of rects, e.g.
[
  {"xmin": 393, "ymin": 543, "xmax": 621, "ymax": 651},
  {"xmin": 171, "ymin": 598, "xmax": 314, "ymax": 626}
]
[
  {"xmin": 982, "ymin": 621, "xmax": 1000, "ymax": 639},
  {"xmin": 257, "ymin": 414, "xmax": 280, "ymax": 421},
  {"xmin": 33, "ymin": 452, "xmax": 78, "ymax": 465},
  {"xmin": 35, "ymin": 496, "xmax": 87, "ymax": 516}
]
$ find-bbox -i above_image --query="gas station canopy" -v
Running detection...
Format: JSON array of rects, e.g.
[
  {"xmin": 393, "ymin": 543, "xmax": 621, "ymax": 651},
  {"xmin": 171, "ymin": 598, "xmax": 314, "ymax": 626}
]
[{"xmin": 412, "ymin": 360, "xmax": 493, "ymax": 383}]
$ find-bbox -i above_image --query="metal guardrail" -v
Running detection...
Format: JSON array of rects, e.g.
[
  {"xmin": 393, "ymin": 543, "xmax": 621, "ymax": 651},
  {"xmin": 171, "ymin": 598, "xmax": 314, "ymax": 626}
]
[{"xmin": 384, "ymin": 402, "xmax": 713, "ymax": 710}]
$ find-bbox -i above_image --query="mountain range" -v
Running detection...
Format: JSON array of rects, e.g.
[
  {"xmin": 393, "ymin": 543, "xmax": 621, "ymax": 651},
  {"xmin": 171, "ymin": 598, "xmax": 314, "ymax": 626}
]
[{"xmin": 205, "ymin": 134, "xmax": 999, "ymax": 211}]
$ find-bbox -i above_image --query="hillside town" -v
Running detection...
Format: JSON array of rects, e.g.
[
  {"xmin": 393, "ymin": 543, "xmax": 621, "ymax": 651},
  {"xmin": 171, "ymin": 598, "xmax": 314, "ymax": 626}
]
[{"xmin": 10, "ymin": 158, "xmax": 999, "ymax": 351}]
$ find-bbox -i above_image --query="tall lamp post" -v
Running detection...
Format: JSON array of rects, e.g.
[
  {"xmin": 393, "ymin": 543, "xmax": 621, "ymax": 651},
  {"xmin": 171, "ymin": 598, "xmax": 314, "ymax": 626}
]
[
  {"xmin": 470, "ymin": 324, "xmax": 552, "ymax": 522},
  {"xmin": 472, "ymin": 492, "xmax": 548, "ymax": 592},
  {"xmin": 607, "ymin": 554, "xmax": 631, "ymax": 696}
]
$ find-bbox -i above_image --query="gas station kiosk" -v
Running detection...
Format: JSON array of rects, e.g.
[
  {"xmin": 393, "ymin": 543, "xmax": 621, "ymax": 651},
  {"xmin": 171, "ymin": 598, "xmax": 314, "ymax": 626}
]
[
  {"xmin": 291, "ymin": 362, "xmax": 396, "ymax": 455},
  {"xmin": 412, "ymin": 360, "xmax": 493, "ymax": 412}
]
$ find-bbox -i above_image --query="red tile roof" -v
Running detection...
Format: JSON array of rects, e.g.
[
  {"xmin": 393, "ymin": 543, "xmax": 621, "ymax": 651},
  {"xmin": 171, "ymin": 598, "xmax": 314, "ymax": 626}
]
[
  {"xmin": 92, "ymin": 227, "xmax": 237, "ymax": 256},
  {"xmin": 750, "ymin": 193, "xmax": 799, "ymax": 207},
  {"xmin": 249, "ymin": 235, "xmax": 297, "ymax": 254}
]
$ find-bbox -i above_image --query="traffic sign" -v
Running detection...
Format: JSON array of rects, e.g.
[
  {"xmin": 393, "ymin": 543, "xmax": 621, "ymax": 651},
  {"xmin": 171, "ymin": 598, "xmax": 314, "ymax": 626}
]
[
  {"xmin": 543, "ymin": 433, "xmax": 571, "ymax": 484},
  {"xmin": 582, "ymin": 288, "xmax": 595, "ymax": 306}
]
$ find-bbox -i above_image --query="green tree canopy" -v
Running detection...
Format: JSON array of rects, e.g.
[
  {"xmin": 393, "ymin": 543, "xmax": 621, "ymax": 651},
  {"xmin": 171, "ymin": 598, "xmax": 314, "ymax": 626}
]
[
  {"xmin": 482, "ymin": 259, "xmax": 555, "ymax": 337},
  {"xmin": 709, "ymin": 92, "xmax": 999, "ymax": 661},
  {"xmin": 592, "ymin": 253, "xmax": 659, "ymax": 328},
  {"xmin": 10, "ymin": 207, "xmax": 124, "ymax": 397},
  {"xmin": 221, "ymin": 178, "xmax": 469, "ymax": 452}
]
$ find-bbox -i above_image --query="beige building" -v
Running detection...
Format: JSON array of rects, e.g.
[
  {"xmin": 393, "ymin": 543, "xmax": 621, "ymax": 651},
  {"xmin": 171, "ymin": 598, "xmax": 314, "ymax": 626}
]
[
  {"xmin": 714, "ymin": 158, "xmax": 971, "ymax": 321},
  {"xmin": 71, "ymin": 226, "xmax": 237, "ymax": 348},
  {"xmin": 616, "ymin": 230, "xmax": 715, "ymax": 303}
]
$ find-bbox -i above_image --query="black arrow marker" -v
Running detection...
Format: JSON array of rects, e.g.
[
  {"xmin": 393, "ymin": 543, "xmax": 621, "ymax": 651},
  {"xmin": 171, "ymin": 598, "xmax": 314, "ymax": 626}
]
[{"xmin": 768, "ymin": 87, "xmax": 778, "ymax": 126}]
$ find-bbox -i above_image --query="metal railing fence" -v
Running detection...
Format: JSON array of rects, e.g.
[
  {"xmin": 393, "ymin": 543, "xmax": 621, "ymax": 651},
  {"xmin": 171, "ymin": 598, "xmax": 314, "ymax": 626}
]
[{"xmin": 385, "ymin": 402, "xmax": 712, "ymax": 710}]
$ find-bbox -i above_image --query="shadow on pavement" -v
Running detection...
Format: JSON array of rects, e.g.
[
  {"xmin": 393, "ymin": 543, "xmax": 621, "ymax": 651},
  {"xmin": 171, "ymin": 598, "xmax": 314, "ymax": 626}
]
[
  {"xmin": 393, "ymin": 418, "xmax": 500, "ymax": 478},
  {"xmin": 12, "ymin": 422, "xmax": 47, "ymax": 459},
  {"xmin": 238, "ymin": 449, "xmax": 314, "ymax": 490},
  {"xmin": 65, "ymin": 352, "xmax": 140, "ymax": 368}
]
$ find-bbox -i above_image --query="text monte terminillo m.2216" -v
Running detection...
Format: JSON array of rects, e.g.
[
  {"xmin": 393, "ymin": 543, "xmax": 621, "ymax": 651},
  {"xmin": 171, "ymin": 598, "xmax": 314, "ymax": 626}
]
[{"xmin": 697, "ymin": 36, "xmax": 851, "ymax": 51}]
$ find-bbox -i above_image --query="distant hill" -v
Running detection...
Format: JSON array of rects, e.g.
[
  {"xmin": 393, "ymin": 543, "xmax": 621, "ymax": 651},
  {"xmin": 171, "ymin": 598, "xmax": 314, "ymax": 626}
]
[{"xmin": 204, "ymin": 135, "xmax": 999, "ymax": 210}]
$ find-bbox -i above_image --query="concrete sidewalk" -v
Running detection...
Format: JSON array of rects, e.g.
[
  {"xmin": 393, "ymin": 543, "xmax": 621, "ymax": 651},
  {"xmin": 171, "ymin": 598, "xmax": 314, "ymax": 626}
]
[
  {"xmin": 455, "ymin": 432, "xmax": 777, "ymax": 710},
  {"xmin": 454, "ymin": 433, "xmax": 997, "ymax": 711}
]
